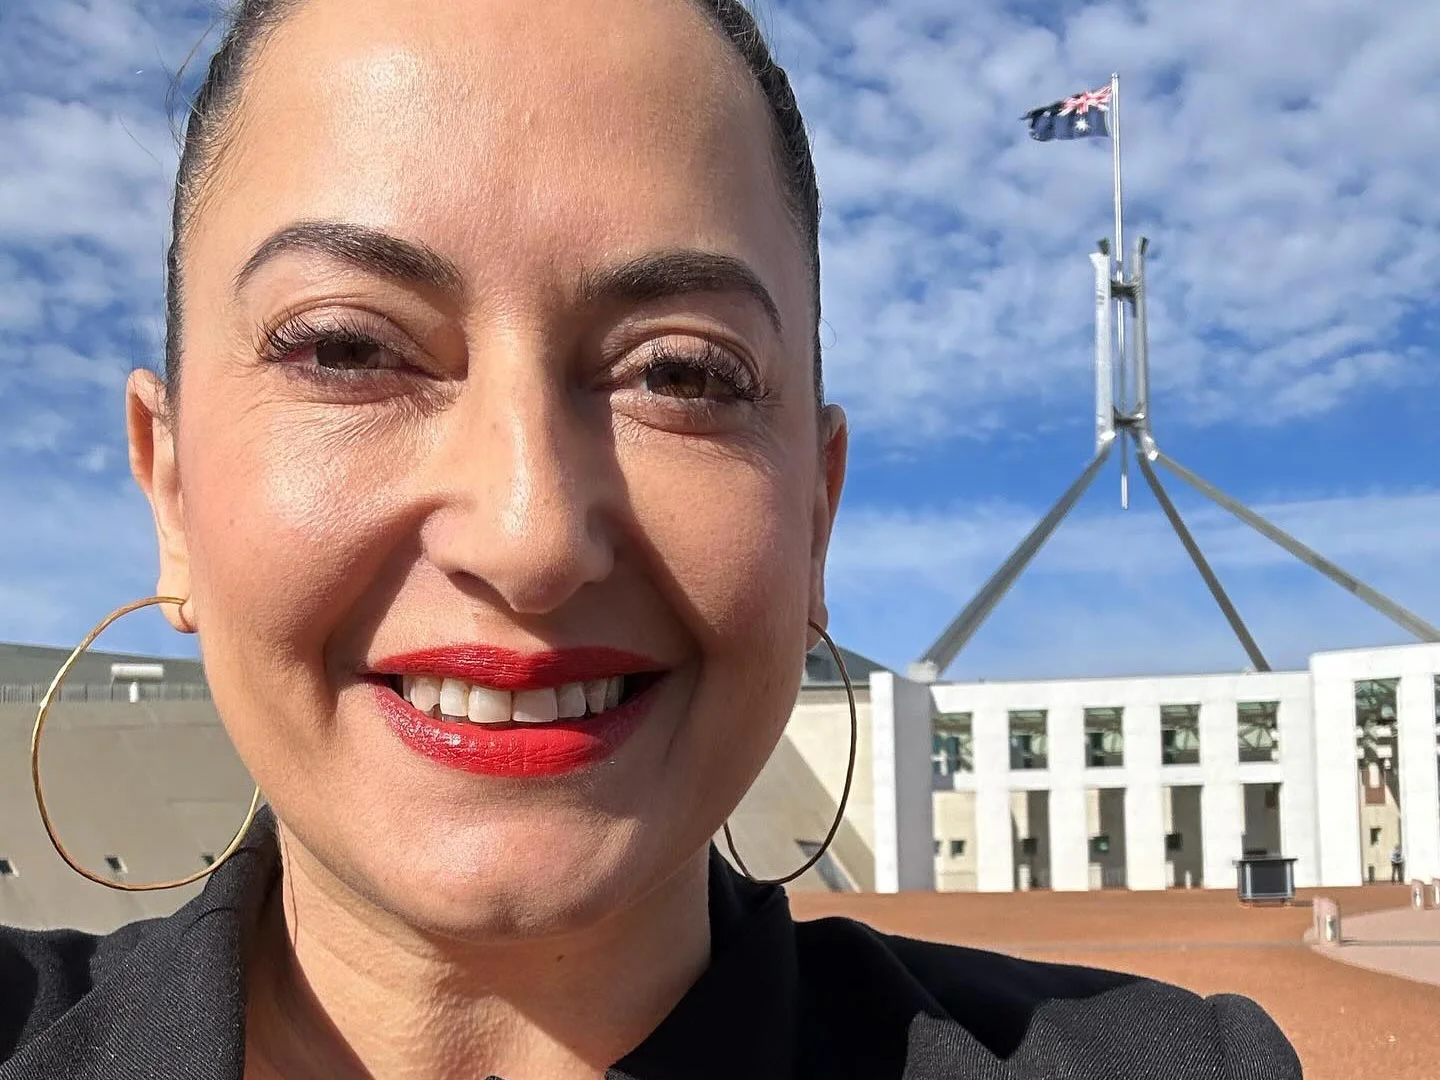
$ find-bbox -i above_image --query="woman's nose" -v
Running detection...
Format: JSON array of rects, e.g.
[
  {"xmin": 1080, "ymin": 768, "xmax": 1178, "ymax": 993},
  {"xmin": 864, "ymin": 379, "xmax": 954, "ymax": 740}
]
[{"xmin": 418, "ymin": 360, "xmax": 618, "ymax": 616}]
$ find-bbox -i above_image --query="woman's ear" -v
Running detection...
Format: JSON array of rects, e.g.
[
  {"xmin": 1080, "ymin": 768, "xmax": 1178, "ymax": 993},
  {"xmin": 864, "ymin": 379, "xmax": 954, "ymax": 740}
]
[
  {"xmin": 807, "ymin": 403, "xmax": 848, "ymax": 647},
  {"xmin": 127, "ymin": 369, "xmax": 195, "ymax": 633}
]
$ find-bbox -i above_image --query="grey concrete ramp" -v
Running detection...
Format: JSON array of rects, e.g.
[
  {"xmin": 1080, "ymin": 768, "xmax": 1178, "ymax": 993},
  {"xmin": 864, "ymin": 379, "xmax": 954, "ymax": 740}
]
[
  {"xmin": 0, "ymin": 699, "xmax": 254, "ymax": 932},
  {"xmin": 718, "ymin": 733, "xmax": 871, "ymax": 892}
]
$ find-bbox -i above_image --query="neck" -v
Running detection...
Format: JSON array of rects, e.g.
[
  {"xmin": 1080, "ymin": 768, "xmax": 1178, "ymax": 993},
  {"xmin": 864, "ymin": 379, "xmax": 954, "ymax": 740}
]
[{"xmin": 245, "ymin": 830, "xmax": 713, "ymax": 1080}]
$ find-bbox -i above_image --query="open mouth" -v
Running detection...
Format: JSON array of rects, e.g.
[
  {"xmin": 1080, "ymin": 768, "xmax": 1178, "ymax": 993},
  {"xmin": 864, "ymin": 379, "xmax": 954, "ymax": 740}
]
[{"xmin": 377, "ymin": 671, "xmax": 663, "ymax": 728}]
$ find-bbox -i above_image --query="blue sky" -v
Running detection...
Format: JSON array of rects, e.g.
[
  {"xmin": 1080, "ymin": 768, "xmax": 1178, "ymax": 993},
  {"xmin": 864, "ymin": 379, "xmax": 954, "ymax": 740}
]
[{"xmin": 2, "ymin": 0, "xmax": 1437, "ymax": 680}]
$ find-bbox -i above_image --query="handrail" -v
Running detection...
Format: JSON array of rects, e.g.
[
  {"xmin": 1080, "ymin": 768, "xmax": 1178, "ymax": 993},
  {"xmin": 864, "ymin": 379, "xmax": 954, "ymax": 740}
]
[{"xmin": 0, "ymin": 683, "xmax": 212, "ymax": 704}]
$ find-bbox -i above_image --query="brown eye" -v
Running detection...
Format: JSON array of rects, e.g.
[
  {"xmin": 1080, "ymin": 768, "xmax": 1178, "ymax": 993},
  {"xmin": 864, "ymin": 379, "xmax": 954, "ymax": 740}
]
[
  {"xmin": 644, "ymin": 361, "xmax": 712, "ymax": 399},
  {"xmin": 314, "ymin": 337, "xmax": 392, "ymax": 370}
]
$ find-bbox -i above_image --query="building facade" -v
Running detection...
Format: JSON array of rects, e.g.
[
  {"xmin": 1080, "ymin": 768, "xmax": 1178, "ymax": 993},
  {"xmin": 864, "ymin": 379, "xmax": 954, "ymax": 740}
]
[{"xmin": 866, "ymin": 642, "xmax": 1440, "ymax": 894}]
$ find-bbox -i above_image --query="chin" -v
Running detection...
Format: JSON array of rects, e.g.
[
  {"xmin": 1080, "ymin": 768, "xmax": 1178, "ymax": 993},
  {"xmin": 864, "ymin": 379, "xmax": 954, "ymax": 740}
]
[{"xmin": 324, "ymin": 807, "xmax": 681, "ymax": 944}]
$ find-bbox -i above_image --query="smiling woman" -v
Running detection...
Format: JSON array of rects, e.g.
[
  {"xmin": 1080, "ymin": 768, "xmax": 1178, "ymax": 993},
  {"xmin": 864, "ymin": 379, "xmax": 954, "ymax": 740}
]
[{"xmin": 0, "ymin": 1, "xmax": 1301, "ymax": 1079}]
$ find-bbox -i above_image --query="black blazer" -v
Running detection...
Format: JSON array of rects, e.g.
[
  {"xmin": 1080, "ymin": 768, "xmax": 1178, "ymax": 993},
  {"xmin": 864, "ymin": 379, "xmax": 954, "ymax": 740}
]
[{"xmin": 0, "ymin": 812, "xmax": 1301, "ymax": 1079}]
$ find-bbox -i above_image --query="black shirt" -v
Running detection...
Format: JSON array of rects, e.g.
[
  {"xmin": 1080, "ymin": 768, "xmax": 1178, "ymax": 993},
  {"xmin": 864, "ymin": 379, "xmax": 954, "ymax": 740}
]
[{"xmin": 0, "ymin": 812, "xmax": 1302, "ymax": 1079}]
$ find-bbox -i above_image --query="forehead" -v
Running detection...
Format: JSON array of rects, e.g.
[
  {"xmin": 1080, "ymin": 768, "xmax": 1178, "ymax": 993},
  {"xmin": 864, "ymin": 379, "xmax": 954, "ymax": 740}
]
[{"xmin": 190, "ymin": 0, "xmax": 804, "ymax": 321}]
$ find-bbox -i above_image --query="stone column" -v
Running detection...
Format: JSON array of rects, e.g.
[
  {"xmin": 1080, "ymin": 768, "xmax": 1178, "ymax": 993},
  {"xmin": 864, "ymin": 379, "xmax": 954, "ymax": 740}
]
[
  {"xmin": 972, "ymin": 701, "xmax": 1013, "ymax": 892},
  {"xmin": 1048, "ymin": 704, "xmax": 1089, "ymax": 891},
  {"xmin": 1200, "ymin": 693, "xmax": 1243, "ymax": 890},
  {"xmin": 1124, "ymin": 702, "xmax": 1167, "ymax": 890},
  {"xmin": 869, "ymin": 672, "xmax": 936, "ymax": 893},
  {"xmin": 1397, "ymin": 670, "xmax": 1440, "ymax": 884},
  {"xmin": 1310, "ymin": 656, "xmax": 1363, "ymax": 887}
]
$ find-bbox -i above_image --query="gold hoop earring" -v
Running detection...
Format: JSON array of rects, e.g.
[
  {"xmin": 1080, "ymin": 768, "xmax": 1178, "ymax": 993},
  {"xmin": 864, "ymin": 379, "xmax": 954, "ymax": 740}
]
[
  {"xmin": 31, "ymin": 595, "xmax": 263, "ymax": 893},
  {"xmin": 722, "ymin": 620, "xmax": 858, "ymax": 887}
]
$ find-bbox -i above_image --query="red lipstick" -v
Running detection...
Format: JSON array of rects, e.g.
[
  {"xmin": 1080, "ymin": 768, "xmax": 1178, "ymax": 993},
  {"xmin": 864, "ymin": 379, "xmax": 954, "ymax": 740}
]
[{"xmin": 368, "ymin": 645, "xmax": 665, "ymax": 778}]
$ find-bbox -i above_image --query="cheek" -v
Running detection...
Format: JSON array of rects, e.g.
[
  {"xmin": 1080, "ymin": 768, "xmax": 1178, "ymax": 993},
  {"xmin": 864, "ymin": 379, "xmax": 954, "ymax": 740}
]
[
  {"xmin": 624, "ymin": 435, "xmax": 814, "ymax": 666},
  {"xmin": 178, "ymin": 408, "xmax": 400, "ymax": 687}
]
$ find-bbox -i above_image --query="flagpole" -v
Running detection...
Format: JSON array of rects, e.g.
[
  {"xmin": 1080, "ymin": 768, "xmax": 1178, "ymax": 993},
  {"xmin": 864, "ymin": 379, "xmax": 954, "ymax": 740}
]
[
  {"xmin": 1110, "ymin": 71, "xmax": 1129, "ymax": 509},
  {"xmin": 1111, "ymin": 72, "xmax": 1124, "ymax": 290}
]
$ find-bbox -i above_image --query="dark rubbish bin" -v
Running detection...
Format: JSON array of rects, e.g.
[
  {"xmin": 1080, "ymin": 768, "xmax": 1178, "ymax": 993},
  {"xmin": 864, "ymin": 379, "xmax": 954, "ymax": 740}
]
[{"xmin": 1235, "ymin": 855, "xmax": 1297, "ymax": 904}]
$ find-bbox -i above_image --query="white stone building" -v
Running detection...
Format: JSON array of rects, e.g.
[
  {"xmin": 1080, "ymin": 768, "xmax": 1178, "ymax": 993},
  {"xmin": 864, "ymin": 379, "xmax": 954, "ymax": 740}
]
[{"xmin": 856, "ymin": 642, "xmax": 1440, "ymax": 894}]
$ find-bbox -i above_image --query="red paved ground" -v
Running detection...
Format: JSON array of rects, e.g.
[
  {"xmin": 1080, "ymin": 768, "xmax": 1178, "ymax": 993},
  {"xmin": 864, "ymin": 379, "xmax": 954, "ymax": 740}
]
[{"xmin": 790, "ymin": 884, "xmax": 1440, "ymax": 1080}]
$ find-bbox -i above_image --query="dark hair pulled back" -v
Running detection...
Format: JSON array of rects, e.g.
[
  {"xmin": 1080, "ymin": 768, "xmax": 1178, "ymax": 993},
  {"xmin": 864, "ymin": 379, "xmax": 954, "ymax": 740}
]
[{"xmin": 164, "ymin": 0, "xmax": 822, "ymax": 401}]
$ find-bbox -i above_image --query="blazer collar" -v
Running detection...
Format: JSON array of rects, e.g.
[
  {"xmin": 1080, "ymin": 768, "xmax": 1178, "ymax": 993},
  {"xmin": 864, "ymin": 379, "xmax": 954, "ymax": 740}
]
[
  {"xmin": 2, "ymin": 810, "xmax": 799, "ymax": 1080},
  {"xmin": 0, "ymin": 809, "xmax": 278, "ymax": 1080}
]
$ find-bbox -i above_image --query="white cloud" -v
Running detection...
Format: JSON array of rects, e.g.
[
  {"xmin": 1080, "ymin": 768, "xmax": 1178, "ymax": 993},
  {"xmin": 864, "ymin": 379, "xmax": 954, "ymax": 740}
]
[
  {"xmin": 7, "ymin": 0, "xmax": 1439, "ymax": 461},
  {"xmin": 767, "ymin": 0, "xmax": 1440, "ymax": 442},
  {"xmin": 0, "ymin": 3, "xmax": 203, "ymax": 495}
]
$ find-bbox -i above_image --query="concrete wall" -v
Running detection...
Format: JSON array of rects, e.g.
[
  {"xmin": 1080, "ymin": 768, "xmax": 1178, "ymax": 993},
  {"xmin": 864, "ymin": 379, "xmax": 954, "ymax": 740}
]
[
  {"xmin": 1088, "ymin": 787, "xmax": 1128, "ymax": 888},
  {"xmin": 933, "ymin": 791, "xmax": 976, "ymax": 890},
  {"xmin": 1165, "ymin": 785, "xmax": 1205, "ymax": 887},
  {"xmin": 0, "ymin": 700, "xmax": 254, "ymax": 932},
  {"xmin": 1242, "ymin": 783, "xmax": 1283, "ymax": 856},
  {"xmin": 783, "ymin": 688, "xmax": 875, "ymax": 878},
  {"xmin": 1012, "ymin": 789, "xmax": 1051, "ymax": 890},
  {"xmin": 1357, "ymin": 760, "xmax": 1403, "ymax": 884}
]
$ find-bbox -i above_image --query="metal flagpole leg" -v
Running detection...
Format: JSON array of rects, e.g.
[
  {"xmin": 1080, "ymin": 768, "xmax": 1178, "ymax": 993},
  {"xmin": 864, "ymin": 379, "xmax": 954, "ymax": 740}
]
[
  {"xmin": 1132, "ymin": 237, "xmax": 1151, "ymax": 433},
  {"xmin": 1153, "ymin": 449, "xmax": 1440, "ymax": 643},
  {"xmin": 1091, "ymin": 249, "xmax": 1115, "ymax": 454},
  {"xmin": 914, "ymin": 443, "xmax": 1116, "ymax": 677},
  {"xmin": 1134, "ymin": 437, "xmax": 1271, "ymax": 671}
]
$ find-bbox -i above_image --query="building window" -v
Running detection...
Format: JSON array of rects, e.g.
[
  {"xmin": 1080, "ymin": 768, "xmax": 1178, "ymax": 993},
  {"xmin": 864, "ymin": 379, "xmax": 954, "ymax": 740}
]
[
  {"xmin": 1084, "ymin": 707, "xmax": 1124, "ymax": 767},
  {"xmin": 1020, "ymin": 837, "xmax": 1039, "ymax": 856},
  {"xmin": 1369, "ymin": 827, "xmax": 1382, "ymax": 846},
  {"xmin": 932, "ymin": 840, "xmax": 942, "ymax": 857},
  {"xmin": 0, "ymin": 858, "xmax": 15, "ymax": 877},
  {"xmin": 1161, "ymin": 704, "xmax": 1201, "ymax": 765},
  {"xmin": 950, "ymin": 839, "xmax": 966, "ymax": 857},
  {"xmin": 931, "ymin": 714, "xmax": 973, "ymax": 779},
  {"xmin": 1009, "ymin": 710, "xmax": 1048, "ymax": 770},
  {"xmin": 1356, "ymin": 679, "xmax": 1400, "ymax": 727},
  {"xmin": 1090, "ymin": 834, "xmax": 1112, "ymax": 857},
  {"xmin": 104, "ymin": 856, "xmax": 127, "ymax": 876},
  {"xmin": 1237, "ymin": 702, "xmax": 1280, "ymax": 763},
  {"xmin": 1355, "ymin": 680, "xmax": 1399, "ymax": 803},
  {"xmin": 1165, "ymin": 833, "xmax": 1183, "ymax": 853}
]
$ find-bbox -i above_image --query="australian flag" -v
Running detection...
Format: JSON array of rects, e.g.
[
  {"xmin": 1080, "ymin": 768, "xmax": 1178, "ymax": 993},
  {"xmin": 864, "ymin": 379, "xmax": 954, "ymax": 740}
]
[{"xmin": 1025, "ymin": 84, "xmax": 1112, "ymax": 141}]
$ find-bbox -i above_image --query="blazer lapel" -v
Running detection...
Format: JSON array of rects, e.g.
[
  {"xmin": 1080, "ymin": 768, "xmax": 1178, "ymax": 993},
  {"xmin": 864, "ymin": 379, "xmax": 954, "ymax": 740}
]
[{"xmin": 0, "ymin": 814, "xmax": 279, "ymax": 1080}]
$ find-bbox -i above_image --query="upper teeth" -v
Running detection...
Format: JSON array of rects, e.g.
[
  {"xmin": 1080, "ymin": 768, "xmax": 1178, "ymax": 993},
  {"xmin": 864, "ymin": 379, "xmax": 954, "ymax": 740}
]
[{"xmin": 400, "ymin": 675, "xmax": 626, "ymax": 724}]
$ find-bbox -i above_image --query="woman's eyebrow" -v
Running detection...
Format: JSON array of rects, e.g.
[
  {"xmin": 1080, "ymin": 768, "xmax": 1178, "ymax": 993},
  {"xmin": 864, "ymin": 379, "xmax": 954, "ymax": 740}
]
[
  {"xmin": 578, "ymin": 250, "xmax": 784, "ymax": 336},
  {"xmin": 233, "ymin": 225, "xmax": 782, "ymax": 335},
  {"xmin": 233, "ymin": 220, "xmax": 465, "ymax": 297}
]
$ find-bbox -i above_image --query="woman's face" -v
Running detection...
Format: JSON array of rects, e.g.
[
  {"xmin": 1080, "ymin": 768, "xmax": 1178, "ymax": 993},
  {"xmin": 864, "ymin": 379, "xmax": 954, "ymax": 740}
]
[{"xmin": 128, "ymin": 0, "xmax": 844, "ymax": 938}]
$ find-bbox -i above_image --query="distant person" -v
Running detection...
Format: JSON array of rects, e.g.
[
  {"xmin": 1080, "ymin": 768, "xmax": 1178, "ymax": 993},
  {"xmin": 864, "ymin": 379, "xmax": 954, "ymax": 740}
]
[
  {"xmin": 1391, "ymin": 843, "xmax": 1405, "ymax": 882},
  {"xmin": 0, "ymin": 1, "xmax": 1302, "ymax": 1077}
]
